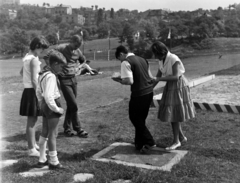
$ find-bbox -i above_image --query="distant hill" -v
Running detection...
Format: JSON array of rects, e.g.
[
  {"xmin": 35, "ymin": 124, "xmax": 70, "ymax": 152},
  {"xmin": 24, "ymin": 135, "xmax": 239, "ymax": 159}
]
[{"xmin": 172, "ymin": 38, "xmax": 240, "ymax": 58}]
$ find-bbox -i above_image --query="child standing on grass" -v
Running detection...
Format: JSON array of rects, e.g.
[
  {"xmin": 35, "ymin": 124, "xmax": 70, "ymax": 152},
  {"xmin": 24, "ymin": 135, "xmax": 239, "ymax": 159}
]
[
  {"xmin": 36, "ymin": 50, "xmax": 66, "ymax": 169},
  {"xmin": 151, "ymin": 41, "xmax": 195, "ymax": 150},
  {"xmin": 20, "ymin": 36, "xmax": 49, "ymax": 157}
]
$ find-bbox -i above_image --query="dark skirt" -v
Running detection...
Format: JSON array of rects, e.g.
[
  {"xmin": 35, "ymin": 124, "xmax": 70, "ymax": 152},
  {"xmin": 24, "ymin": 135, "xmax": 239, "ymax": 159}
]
[
  {"xmin": 158, "ymin": 75, "xmax": 195, "ymax": 122},
  {"xmin": 20, "ymin": 88, "xmax": 41, "ymax": 117}
]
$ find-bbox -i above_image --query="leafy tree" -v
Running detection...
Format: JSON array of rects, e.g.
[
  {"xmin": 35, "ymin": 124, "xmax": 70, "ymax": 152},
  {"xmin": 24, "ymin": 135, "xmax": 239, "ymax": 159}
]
[
  {"xmin": 0, "ymin": 34, "xmax": 14, "ymax": 54},
  {"xmin": 97, "ymin": 8, "xmax": 104, "ymax": 26},
  {"xmin": 120, "ymin": 22, "xmax": 135, "ymax": 50},
  {"xmin": 110, "ymin": 8, "xmax": 115, "ymax": 19},
  {"xmin": 97, "ymin": 22, "xmax": 110, "ymax": 38},
  {"xmin": 54, "ymin": 15, "xmax": 62, "ymax": 24},
  {"xmin": 10, "ymin": 28, "xmax": 30, "ymax": 56}
]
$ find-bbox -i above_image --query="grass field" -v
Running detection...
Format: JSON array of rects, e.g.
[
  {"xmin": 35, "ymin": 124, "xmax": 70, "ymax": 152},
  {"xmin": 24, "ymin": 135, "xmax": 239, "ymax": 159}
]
[{"xmin": 1, "ymin": 52, "xmax": 240, "ymax": 183}]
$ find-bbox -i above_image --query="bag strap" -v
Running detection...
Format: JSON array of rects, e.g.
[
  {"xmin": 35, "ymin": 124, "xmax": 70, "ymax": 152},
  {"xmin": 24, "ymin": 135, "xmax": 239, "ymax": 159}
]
[{"xmin": 39, "ymin": 71, "xmax": 51, "ymax": 93}]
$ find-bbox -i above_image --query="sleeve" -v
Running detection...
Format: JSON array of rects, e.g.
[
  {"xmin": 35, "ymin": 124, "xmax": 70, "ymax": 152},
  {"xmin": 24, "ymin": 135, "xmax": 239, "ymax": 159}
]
[
  {"xmin": 121, "ymin": 61, "xmax": 133, "ymax": 79},
  {"xmin": 36, "ymin": 78, "xmax": 43, "ymax": 103},
  {"xmin": 44, "ymin": 75, "xmax": 61, "ymax": 113}
]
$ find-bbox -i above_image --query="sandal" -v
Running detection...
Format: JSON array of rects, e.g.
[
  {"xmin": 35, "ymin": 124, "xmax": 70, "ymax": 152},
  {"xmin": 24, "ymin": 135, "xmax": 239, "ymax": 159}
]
[
  {"xmin": 77, "ymin": 129, "xmax": 88, "ymax": 138},
  {"xmin": 64, "ymin": 130, "xmax": 74, "ymax": 137}
]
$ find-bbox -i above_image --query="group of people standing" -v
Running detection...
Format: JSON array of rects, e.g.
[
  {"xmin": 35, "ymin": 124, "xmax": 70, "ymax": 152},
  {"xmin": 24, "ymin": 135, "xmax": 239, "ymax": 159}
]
[
  {"xmin": 19, "ymin": 35, "xmax": 88, "ymax": 169},
  {"xmin": 19, "ymin": 33, "xmax": 195, "ymax": 170}
]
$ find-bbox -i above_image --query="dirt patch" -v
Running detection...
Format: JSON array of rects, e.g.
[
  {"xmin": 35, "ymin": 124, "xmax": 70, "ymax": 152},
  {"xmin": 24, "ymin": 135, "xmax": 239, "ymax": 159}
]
[{"xmin": 191, "ymin": 75, "xmax": 240, "ymax": 106}]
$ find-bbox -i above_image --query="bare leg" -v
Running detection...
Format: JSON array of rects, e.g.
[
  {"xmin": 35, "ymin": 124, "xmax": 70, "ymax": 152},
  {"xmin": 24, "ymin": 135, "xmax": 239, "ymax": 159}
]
[
  {"xmin": 171, "ymin": 122, "xmax": 180, "ymax": 144},
  {"xmin": 179, "ymin": 123, "xmax": 187, "ymax": 141},
  {"xmin": 39, "ymin": 117, "xmax": 48, "ymax": 163},
  {"xmin": 47, "ymin": 117, "xmax": 59, "ymax": 152},
  {"xmin": 26, "ymin": 116, "xmax": 38, "ymax": 149}
]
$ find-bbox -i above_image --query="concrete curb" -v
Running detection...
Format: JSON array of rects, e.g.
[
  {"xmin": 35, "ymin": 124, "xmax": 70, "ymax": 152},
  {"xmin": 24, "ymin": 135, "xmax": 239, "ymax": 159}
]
[{"xmin": 91, "ymin": 142, "xmax": 188, "ymax": 171}]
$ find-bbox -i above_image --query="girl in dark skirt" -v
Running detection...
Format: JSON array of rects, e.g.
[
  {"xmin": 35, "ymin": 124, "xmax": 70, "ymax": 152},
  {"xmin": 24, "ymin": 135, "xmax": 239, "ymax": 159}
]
[
  {"xmin": 151, "ymin": 41, "xmax": 195, "ymax": 150},
  {"xmin": 19, "ymin": 36, "xmax": 49, "ymax": 156}
]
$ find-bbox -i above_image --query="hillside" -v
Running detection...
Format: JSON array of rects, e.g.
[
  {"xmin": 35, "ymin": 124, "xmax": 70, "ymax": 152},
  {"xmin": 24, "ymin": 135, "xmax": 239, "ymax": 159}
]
[{"xmin": 172, "ymin": 38, "xmax": 240, "ymax": 58}]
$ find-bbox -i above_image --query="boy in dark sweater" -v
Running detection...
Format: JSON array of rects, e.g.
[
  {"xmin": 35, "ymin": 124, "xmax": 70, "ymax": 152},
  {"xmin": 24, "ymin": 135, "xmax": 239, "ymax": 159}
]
[{"xmin": 112, "ymin": 46, "xmax": 156, "ymax": 152}]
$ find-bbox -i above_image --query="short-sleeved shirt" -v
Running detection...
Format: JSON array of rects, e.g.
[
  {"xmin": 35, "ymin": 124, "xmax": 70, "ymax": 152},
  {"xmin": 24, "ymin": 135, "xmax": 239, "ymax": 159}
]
[
  {"xmin": 159, "ymin": 52, "xmax": 185, "ymax": 77},
  {"xmin": 120, "ymin": 53, "xmax": 134, "ymax": 79},
  {"xmin": 22, "ymin": 53, "xmax": 41, "ymax": 88}
]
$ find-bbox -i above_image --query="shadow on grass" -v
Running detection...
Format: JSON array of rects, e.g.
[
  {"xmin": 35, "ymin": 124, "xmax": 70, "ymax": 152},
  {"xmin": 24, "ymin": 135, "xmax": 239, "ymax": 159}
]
[
  {"xmin": 59, "ymin": 149, "xmax": 99, "ymax": 162},
  {"xmin": 209, "ymin": 64, "xmax": 240, "ymax": 75}
]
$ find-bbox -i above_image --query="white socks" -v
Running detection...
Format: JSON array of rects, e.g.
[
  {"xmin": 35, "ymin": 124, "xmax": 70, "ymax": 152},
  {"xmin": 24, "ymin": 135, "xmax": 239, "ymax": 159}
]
[
  {"xmin": 49, "ymin": 151, "xmax": 59, "ymax": 165},
  {"xmin": 38, "ymin": 136, "xmax": 48, "ymax": 163}
]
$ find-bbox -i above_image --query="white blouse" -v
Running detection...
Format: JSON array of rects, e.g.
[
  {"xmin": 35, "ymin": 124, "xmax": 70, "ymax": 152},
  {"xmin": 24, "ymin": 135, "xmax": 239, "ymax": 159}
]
[
  {"xmin": 159, "ymin": 52, "xmax": 185, "ymax": 77},
  {"xmin": 22, "ymin": 54, "xmax": 41, "ymax": 88},
  {"xmin": 36, "ymin": 72, "xmax": 61, "ymax": 113}
]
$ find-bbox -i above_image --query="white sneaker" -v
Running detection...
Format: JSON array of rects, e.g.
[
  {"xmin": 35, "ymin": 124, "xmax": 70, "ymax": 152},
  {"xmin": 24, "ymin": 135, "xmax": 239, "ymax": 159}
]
[
  {"xmin": 35, "ymin": 143, "xmax": 39, "ymax": 150},
  {"xmin": 28, "ymin": 149, "xmax": 40, "ymax": 157}
]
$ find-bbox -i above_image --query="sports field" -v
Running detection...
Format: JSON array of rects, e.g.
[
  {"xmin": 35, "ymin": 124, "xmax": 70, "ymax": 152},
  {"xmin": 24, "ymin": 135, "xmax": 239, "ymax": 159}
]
[{"xmin": 1, "ymin": 52, "xmax": 240, "ymax": 182}]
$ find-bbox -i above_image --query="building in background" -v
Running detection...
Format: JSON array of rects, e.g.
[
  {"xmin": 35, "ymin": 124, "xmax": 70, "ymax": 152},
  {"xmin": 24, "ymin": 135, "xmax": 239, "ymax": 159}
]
[
  {"xmin": 62, "ymin": 14, "xmax": 85, "ymax": 25},
  {"xmin": 79, "ymin": 7, "xmax": 97, "ymax": 26},
  {"xmin": 54, "ymin": 4, "xmax": 72, "ymax": 15},
  {"xmin": 0, "ymin": 0, "xmax": 19, "ymax": 6},
  {"xmin": 0, "ymin": 8, "xmax": 17, "ymax": 19}
]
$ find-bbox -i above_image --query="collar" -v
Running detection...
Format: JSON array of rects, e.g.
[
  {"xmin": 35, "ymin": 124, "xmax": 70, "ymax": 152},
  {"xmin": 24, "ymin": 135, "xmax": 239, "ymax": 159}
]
[{"xmin": 126, "ymin": 53, "xmax": 135, "ymax": 58}]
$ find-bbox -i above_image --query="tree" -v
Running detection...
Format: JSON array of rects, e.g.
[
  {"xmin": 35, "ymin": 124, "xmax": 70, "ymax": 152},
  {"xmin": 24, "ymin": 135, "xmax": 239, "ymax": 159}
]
[
  {"xmin": 97, "ymin": 22, "xmax": 110, "ymax": 38},
  {"xmin": 10, "ymin": 28, "xmax": 30, "ymax": 56},
  {"xmin": 97, "ymin": 8, "xmax": 104, "ymax": 26},
  {"xmin": 110, "ymin": 8, "xmax": 115, "ymax": 19},
  {"xmin": 54, "ymin": 15, "xmax": 62, "ymax": 24},
  {"xmin": 120, "ymin": 22, "xmax": 135, "ymax": 50}
]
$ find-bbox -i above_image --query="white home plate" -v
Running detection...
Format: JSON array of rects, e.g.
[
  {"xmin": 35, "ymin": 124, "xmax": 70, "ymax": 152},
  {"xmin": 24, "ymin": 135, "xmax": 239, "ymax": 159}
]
[
  {"xmin": 19, "ymin": 166, "xmax": 50, "ymax": 177},
  {"xmin": 73, "ymin": 173, "xmax": 94, "ymax": 182}
]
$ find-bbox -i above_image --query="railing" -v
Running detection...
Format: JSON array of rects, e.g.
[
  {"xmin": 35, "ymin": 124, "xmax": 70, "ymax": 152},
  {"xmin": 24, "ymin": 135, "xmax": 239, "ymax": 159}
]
[{"xmin": 83, "ymin": 50, "xmax": 117, "ymax": 61}]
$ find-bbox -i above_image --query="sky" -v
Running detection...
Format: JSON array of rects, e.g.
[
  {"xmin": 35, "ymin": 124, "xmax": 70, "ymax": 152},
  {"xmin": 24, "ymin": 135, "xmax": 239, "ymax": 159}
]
[{"xmin": 20, "ymin": 0, "xmax": 239, "ymax": 12}]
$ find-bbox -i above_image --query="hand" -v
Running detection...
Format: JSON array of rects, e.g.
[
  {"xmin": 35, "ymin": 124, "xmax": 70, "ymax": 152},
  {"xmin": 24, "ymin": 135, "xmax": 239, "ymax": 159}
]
[
  {"xmin": 112, "ymin": 77, "xmax": 122, "ymax": 83},
  {"xmin": 58, "ymin": 108, "xmax": 64, "ymax": 114}
]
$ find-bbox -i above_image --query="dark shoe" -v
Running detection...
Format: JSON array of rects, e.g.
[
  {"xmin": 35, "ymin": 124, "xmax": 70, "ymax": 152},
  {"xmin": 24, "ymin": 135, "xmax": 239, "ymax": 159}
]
[
  {"xmin": 64, "ymin": 130, "xmax": 74, "ymax": 137},
  {"xmin": 140, "ymin": 144, "xmax": 156, "ymax": 153},
  {"xmin": 77, "ymin": 129, "xmax": 88, "ymax": 138},
  {"xmin": 48, "ymin": 163, "xmax": 64, "ymax": 170},
  {"xmin": 36, "ymin": 160, "xmax": 48, "ymax": 168}
]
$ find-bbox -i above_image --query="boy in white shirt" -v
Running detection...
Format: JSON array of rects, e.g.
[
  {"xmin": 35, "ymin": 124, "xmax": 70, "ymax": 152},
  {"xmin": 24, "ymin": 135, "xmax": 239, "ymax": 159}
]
[{"xmin": 36, "ymin": 50, "xmax": 67, "ymax": 169}]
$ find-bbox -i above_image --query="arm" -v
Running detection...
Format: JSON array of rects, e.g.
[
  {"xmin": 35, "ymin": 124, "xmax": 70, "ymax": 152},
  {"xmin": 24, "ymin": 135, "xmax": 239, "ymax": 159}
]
[
  {"xmin": 44, "ymin": 75, "xmax": 62, "ymax": 113},
  {"xmin": 156, "ymin": 61, "xmax": 180, "ymax": 82},
  {"xmin": 112, "ymin": 61, "xmax": 133, "ymax": 85},
  {"xmin": 30, "ymin": 58, "xmax": 39, "ymax": 91},
  {"xmin": 152, "ymin": 69, "xmax": 162, "ymax": 88},
  {"xmin": 36, "ymin": 80, "xmax": 43, "ymax": 105},
  {"xmin": 20, "ymin": 67, "xmax": 23, "ymax": 77}
]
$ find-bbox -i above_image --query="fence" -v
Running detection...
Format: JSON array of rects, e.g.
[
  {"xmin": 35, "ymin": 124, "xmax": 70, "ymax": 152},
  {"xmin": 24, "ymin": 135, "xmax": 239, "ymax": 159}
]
[{"xmin": 83, "ymin": 50, "xmax": 116, "ymax": 61}]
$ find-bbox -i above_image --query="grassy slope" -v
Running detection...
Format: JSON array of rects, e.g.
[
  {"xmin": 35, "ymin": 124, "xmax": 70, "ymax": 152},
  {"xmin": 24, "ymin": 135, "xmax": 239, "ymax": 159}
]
[{"xmin": 1, "ymin": 43, "xmax": 240, "ymax": 182}]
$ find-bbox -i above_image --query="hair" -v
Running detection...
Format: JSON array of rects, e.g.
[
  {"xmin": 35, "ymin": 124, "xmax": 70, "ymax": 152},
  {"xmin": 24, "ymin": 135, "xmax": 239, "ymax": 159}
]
[
  {"xmin": 48, "ymin": 50, "xmax": 67, "ymax": 66},
  {"xmin": 71, "ymin": 34, "xmax": 83, "ymax": 44},
  {"xmin": 151, "ymin": 41, "xmax": 169, "ymax": 57},
  {"xmin": 29, "ymin": 36, "xmax": 49, "ymax": 51},
  {"xmin": 115, "ymin": 45, "xmax": 128, "ymax": 59}
]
